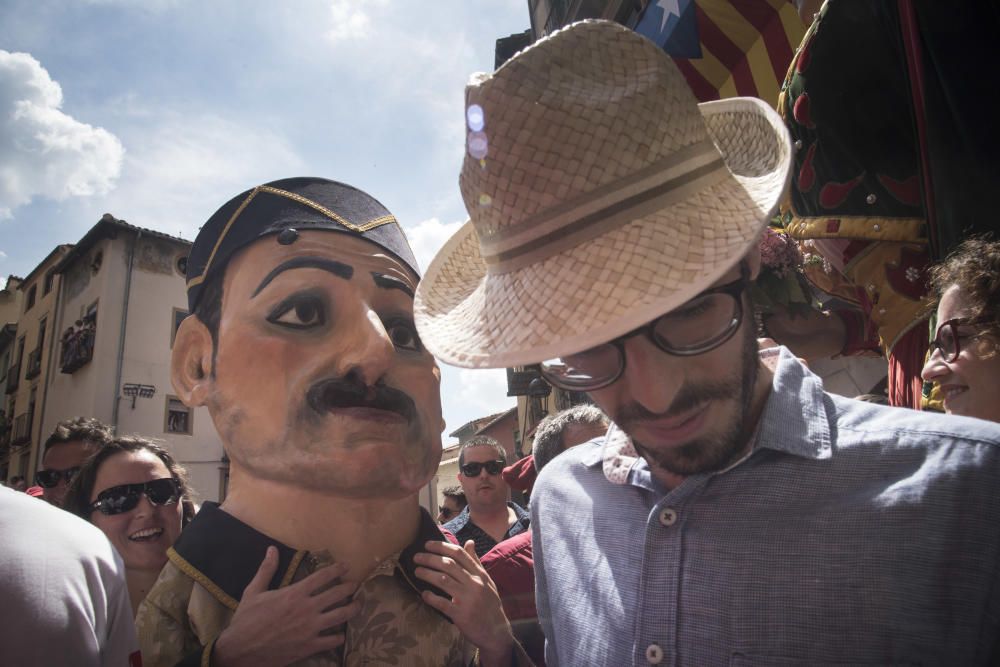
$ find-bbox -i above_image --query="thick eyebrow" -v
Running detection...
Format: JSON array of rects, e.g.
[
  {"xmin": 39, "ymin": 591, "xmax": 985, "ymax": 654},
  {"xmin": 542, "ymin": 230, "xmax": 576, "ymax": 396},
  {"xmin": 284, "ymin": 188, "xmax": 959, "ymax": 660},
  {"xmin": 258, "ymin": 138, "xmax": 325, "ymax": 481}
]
[
  {"xmin": 371, "ymin": 272, "xmax": 414, "ymax": 299},
  {"xmin": 252, "ymin": 257, "xmax": 354, "ymax": 297}
]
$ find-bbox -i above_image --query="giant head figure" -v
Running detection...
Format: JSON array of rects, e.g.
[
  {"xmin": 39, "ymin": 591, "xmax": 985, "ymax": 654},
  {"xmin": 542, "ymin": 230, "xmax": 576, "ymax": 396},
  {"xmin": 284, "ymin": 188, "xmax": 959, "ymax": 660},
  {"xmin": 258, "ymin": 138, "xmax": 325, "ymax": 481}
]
[{"xmin": 172, "ymin": 177, "xmax": 445, "ymax": 499}]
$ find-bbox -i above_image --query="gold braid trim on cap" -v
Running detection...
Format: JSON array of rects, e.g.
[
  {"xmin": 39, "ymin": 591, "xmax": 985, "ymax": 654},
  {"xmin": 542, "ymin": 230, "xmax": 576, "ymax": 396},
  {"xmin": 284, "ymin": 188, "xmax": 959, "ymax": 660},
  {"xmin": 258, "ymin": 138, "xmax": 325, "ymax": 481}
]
[{"xmin": 187, "ymin": 185, "xmax": 398, "ymax": 289}]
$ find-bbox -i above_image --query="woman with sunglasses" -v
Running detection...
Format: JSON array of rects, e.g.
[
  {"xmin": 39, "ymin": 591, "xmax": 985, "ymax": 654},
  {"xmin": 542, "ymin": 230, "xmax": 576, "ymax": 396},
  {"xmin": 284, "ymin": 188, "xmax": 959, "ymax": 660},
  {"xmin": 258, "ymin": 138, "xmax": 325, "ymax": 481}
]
[
  {"xmin": 921, "ymin": 236, "xmax": 1000, "ymax": 422},
  {"xmin": 65, "ymin": 436, "xmax": 196, "ymax": 615}
]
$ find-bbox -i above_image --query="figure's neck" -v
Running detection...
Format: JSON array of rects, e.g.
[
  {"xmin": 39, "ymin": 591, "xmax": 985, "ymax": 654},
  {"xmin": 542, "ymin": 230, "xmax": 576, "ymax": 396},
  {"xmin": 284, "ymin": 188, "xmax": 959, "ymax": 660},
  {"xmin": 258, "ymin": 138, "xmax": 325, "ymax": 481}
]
[
  {"xmin": 126, "ymin": 568, "xmax": 162, "ymax": 617},
  {"xmin": 220, "ymin": 467, "xmax": 422, "ymax": 582}
]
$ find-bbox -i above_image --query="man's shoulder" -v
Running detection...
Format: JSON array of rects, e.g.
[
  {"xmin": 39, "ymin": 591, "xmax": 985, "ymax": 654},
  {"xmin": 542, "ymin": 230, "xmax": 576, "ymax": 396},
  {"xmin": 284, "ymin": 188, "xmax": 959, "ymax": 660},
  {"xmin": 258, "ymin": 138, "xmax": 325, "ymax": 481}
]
[
  {"xmin": 442, "ymin": 506, "xmax": 470, "ymax": 533},
  {"xmin": 831, "ymin": 395, "xmax": 1000, "ymax": 450},
  {"xmin": 481, "ymin": 530, "xmax": 532, "ymax": 570},
  {"xmin": 534, "ymin": 439, "xmax": 605, "ymax": 495},
  {"xmin": 0, "ymin": 486, "xmax": 120, "ymax": 568}
]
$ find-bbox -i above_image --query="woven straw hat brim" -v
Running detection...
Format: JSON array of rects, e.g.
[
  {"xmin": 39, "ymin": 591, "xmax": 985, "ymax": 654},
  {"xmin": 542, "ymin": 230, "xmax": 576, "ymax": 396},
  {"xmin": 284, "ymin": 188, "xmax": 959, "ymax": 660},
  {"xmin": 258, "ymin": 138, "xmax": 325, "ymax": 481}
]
[{"xmin": 416, "ymin": 99, "xmax": 791, "ymax": 370}]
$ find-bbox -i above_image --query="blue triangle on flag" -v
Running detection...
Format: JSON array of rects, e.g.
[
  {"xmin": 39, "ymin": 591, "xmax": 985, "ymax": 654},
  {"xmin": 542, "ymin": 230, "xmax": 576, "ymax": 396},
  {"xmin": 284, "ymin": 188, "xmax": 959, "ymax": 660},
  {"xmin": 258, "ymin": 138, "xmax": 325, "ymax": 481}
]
[{"xmin": 634, "ymin": 0, "xmax": 702, "ymax": 59}]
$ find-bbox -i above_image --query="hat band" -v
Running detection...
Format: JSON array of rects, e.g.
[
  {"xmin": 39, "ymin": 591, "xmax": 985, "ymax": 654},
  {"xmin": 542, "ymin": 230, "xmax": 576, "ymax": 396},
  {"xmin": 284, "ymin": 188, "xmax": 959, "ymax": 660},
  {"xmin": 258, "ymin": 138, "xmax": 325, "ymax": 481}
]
[{"xmin": 480, "ymin": 140, "xmax": 729, "ymax": 274}]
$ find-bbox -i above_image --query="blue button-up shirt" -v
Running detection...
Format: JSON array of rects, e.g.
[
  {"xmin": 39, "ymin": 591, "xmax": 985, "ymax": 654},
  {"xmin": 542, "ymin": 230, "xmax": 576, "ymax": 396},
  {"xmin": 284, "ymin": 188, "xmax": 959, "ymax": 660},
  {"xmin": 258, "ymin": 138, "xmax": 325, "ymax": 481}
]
[{"xmin": 532, "ymin": 347, "xmax": 1000, "ymax": 666}]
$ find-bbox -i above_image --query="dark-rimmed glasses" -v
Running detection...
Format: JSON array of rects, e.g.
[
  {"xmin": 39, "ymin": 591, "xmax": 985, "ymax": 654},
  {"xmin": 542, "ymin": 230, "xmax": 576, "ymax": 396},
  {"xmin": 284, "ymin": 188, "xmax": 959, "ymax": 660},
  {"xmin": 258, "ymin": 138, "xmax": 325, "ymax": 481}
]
[
  {"xmin": 35, "ymin": 467, "xmax": 81, "ymax": 488},
  {"xmin": 460, "ymin": 461, "xmax": 504, "ymax": 477},
  {"xmin": 438, "ymin": 506, "xmax": 459, "ymax": 521},
  {"xmin": 540, "ymin": 263, "xmax": 750, "ymax": 391},
  {"xmin": 930, "ymin": 317, "xmax": 989, "ymax": 363},
  {"xmin": 89, "ymin": 478, "xmax": 181, "ymax": 516}
]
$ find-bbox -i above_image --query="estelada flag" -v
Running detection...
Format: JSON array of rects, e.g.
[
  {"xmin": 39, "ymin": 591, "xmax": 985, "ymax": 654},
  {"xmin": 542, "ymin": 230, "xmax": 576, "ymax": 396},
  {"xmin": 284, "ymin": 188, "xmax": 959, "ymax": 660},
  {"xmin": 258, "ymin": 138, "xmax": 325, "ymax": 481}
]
[{"xmin": 634, "ymin": 0, "xmax": 806, "ymax": 107}]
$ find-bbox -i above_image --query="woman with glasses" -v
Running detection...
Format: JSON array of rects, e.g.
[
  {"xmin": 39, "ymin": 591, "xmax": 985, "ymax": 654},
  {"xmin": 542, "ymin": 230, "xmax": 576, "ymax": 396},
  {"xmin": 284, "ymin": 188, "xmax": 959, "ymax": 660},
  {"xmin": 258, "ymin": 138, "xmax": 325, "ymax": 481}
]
[
  {"xmin": 65, "ymin": 436, "xmax": 196, "ymax": 615},
  {"xmin": 921, "ymin": 236, "xmax": 1000, "ymax": 422}
]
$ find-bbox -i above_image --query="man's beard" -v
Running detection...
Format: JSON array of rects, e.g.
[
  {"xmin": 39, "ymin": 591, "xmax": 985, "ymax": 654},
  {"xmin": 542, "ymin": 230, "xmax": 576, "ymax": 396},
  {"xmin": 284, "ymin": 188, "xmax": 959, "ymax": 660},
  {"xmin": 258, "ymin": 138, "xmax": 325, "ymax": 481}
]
[{"xmin": 616, "ymin": 320, "xmax": 760, "ymax": 478}]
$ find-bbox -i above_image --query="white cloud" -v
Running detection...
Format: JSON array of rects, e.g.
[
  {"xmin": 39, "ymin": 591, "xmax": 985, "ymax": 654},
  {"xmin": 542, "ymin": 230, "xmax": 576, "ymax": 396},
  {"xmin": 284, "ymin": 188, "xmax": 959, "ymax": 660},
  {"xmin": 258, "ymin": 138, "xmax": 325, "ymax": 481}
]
[
  {"xmin": 404, "ymin": 216, "xmax": 465, "ymax": 274},
  {"xmin": 100, "ymin": 112, "xmax": 305, "ymax": 238},
  {"xmin": 0, "ymin": 250, "xmax": 7, "ymax": 259},
  {"xmin": 0, "ymin": 50, "xmax": 124, "ymax": 219},
  {"xmin": 454, "ymin": 367, "xmax": 516, "ymax": 419},
  {"xmin": 326, "ymin": 0, "xmax": 386, "ymax": 43}
]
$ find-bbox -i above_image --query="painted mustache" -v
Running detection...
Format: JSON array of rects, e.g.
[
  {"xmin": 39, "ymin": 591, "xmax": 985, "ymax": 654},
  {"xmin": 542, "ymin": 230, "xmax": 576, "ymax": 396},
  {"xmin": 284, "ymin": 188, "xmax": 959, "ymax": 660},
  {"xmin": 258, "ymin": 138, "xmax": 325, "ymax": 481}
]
[{"xmin": 306, "ymin": 377, "xmax": 417, "ymax": 423}]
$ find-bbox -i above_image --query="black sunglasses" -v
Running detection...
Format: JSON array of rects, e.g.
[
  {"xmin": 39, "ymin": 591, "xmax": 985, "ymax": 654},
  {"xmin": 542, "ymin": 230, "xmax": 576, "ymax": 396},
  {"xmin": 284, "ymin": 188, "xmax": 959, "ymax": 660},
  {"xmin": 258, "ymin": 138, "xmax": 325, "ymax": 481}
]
[
  {"xmin": 460, "ymin": 460, "xmax": 504, "ymax": 477},
  {"xmin": 35, "ymin": 467, "xmax": 81, "ymax": 488},
  {"xmin": 89, "ymin": 478, "xmax": 182, "ymax": 516},
  {"xmin": 438, "ymin": 506, "xmax": 458, "ymax": 520}
]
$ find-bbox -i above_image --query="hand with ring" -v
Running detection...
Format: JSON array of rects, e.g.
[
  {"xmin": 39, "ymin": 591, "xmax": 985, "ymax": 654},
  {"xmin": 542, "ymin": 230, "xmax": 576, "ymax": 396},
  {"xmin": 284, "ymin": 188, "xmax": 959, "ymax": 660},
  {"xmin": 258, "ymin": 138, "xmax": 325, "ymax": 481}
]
[{"xmin": 413, "ymin": 540, "xmax": 516, "ymax": 667}]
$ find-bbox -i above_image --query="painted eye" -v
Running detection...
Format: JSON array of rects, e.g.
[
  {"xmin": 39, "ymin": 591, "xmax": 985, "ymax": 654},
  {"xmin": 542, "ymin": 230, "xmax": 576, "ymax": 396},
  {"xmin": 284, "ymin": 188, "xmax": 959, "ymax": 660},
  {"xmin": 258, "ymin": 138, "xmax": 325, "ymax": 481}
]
[
  {"xmin": 384, "ymin": 318, "xmax": 422, "ymax": 352},
  {"xmin": 268, "ymin": 296, "xmax": 325, "ymax": 329}
]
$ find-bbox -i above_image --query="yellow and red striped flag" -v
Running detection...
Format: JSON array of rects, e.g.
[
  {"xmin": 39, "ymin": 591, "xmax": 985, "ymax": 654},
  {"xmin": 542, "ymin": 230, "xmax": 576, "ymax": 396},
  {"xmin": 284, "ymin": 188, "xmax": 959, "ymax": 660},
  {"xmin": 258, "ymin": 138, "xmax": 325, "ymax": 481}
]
[{"xmin": 634, "ymin": 0, "xmax": 806, "ymax": 107}]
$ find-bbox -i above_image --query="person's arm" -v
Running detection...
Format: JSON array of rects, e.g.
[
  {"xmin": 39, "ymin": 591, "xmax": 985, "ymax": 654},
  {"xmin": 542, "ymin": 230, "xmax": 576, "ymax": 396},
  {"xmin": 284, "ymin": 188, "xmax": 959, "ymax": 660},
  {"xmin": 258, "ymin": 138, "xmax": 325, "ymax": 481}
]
[{"xmin": 414, "ymin": 540, "xmax": 534, "ymax": 667}]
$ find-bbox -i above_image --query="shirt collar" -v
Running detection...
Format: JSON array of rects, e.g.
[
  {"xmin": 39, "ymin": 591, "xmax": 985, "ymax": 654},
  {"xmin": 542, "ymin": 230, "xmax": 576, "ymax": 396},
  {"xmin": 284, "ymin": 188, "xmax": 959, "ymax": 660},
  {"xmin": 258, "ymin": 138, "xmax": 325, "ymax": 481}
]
[
  {"xmin": 600, "ymin": 345, "xmax": 833, "ymax": 486},
  {"xmin": 169, "ymin": 501, "xmax": 451, "ymax": 610}
]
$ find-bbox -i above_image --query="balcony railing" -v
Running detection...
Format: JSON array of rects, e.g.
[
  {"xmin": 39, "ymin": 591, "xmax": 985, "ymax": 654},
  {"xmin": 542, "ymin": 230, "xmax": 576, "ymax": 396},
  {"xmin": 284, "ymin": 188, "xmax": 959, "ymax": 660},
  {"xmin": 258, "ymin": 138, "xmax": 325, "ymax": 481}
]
[
  {"xmin": 11, "ymin": 412, "xmax": 30, "ymax": 447},
  {"xmin": 61, "ymin": 326, "xmax": 96, "ymax": 374},
  {"xmin": 5, "ymin": 362, "xmax": 20, "ymax": 394},
  {"xmin": 24, "ymin": 348, "xmax": 42, "ymax": 380}
]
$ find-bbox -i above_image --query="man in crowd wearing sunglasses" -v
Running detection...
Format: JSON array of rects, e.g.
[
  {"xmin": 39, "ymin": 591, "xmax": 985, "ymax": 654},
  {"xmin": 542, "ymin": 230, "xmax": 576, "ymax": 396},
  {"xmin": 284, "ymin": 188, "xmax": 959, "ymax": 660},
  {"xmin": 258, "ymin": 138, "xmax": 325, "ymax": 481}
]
[
  {"xmin": 414, "ymin": 21, "xmax": 1000, "ymax": 665},
  {"xmin": 437, "ymin": 485, "xmax": 467, "ymax": 524},
  {"xmin": 137, "ymin": 177, "xmax": 526, "ymax": 667},
  {"xmin": 444, "ymin": 436, "xmax": 529, "ymax": 558},
  {"xmin": 37, "ymin": 416, "xmax": 112, "ymax": 507}
]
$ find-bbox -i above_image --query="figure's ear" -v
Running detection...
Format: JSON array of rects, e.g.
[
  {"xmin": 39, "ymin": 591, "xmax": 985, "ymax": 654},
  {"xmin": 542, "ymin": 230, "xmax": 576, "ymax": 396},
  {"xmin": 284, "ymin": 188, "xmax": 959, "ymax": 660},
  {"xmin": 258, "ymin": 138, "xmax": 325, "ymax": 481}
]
[{"xmin": 171, "ymin": 316, "xmax": 215, "ymax": 407}]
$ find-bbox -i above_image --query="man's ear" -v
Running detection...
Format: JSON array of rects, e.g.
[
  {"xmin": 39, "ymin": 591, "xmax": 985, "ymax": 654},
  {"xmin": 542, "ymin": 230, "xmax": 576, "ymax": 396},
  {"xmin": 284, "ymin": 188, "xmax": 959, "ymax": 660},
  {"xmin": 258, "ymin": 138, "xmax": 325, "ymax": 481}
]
[{"xmin": 171, "ymin": 316, "xmax": 214, "ymax": 407}]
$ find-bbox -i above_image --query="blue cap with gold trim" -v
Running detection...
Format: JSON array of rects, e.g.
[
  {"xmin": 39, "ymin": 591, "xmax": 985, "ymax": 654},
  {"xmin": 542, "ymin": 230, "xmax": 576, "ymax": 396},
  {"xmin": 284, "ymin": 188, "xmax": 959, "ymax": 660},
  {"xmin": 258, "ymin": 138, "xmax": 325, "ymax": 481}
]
[{"xmin": 185, "ymin": 177, "xmax": 420, "ymax": 312}]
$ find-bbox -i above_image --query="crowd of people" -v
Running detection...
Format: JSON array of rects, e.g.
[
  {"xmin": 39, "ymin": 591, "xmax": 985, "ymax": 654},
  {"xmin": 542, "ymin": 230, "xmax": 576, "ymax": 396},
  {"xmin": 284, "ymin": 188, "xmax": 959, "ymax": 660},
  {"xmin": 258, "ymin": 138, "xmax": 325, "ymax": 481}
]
[{"xmin": 2, "ymin": 12, "xmax": 1000, "ymax": 667}]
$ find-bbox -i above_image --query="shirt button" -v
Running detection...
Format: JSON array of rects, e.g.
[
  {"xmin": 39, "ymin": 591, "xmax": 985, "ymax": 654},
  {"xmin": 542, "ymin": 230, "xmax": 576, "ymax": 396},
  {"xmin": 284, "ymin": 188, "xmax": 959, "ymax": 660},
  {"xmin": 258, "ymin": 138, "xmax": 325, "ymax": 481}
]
[
  {"xmin": 659, "ymin": 508, "xmax": 677, "ymax": 527},
  {"xmin": 646, "ymin": 643, "xmax": 664, "ymax": 664}
]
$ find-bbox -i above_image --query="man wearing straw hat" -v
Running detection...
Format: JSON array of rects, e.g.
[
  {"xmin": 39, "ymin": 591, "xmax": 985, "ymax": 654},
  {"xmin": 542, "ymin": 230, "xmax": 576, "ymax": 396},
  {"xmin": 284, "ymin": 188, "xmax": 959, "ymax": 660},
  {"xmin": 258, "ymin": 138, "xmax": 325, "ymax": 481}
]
[{"xmin": 414, "ymin": 20, "xmax": 1000, "ymax": 666}]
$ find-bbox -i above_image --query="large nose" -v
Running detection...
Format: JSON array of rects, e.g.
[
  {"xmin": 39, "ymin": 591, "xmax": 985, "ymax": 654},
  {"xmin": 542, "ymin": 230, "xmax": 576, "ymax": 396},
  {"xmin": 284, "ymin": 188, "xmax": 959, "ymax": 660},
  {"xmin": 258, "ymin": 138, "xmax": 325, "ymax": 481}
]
[
  {"xmin": 617, "ymin": 335, "xmax": 684, "ymax": 414},
  {"xmin": 921, "ymin": 347, "xmax": 949, "ymax": 383},
  {"xmin": 333, "ymin": 306, "xmax": 396, "ymax": 387}
]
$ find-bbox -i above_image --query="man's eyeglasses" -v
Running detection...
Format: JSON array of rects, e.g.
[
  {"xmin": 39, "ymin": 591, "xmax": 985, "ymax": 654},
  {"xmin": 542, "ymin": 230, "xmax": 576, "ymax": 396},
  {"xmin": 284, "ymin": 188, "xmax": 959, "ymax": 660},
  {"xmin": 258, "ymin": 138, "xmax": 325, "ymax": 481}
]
[
  {"xmin": 540, "ymin": 263, "xmax": 750, "ymax": 391},
  {"xmin": 89, "ymin": 478, "xmax": 182, "ymax": 516},
  {"xmin": 930, "ymin": 317, "xmax": 989, "ymax": 363},
  {"xmin": 35, "ymin": 467, "xmax": 81, "ymax": 488},
  {"xmin": 438, "ymin": 506, "xmax": 458, "ymax": 520},
  {"xmin": 460, "ymin": 460, "xmax": 504, "ymax": 477}
]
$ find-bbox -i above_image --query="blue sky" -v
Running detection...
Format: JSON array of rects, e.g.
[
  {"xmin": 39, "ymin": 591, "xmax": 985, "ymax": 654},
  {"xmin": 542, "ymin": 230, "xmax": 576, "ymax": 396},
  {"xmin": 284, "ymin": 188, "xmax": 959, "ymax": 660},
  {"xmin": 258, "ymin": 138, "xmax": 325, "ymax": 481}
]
[{"xmin": 0, "ymin": 0, "xmax": 527, "ymax": 442}]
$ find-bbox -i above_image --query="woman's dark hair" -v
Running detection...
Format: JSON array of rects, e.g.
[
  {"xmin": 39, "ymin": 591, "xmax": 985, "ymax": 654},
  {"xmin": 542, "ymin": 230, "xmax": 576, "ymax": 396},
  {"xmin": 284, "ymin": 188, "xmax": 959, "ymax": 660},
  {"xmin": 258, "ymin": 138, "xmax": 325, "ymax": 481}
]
[
  {"xmin": 64, "ymin": 436, "xmax": 197, "ymax": 526},
  {"xmin": 928, "ymin": 234, "xmax": 1000, "ymax": 339}
]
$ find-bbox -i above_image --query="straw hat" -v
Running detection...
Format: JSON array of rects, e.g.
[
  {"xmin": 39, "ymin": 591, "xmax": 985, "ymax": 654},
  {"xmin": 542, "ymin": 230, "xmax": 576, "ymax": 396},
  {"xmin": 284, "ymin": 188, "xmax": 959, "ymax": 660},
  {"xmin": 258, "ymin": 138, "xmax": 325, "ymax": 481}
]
[{"xmin": 415, "ymin": 20, "xmax": 792, "ymax": 369}]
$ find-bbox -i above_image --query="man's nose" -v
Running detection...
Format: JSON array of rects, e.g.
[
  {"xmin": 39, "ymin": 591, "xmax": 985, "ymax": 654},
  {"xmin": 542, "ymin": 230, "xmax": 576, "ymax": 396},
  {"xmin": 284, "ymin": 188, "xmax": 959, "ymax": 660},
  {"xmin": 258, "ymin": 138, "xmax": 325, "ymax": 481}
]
[{"xmin": 619, "ymin": 335, "xmax": 684, "ymax": 414}]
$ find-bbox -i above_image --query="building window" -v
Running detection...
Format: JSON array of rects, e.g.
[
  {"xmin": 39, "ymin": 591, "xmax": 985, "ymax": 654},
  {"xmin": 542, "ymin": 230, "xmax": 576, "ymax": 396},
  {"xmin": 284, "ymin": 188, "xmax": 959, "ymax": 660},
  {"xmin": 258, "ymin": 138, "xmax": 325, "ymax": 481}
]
[
  {"xmin": 164, "ymin": 396, "xmax": 192, "ymax": 435},
  {"xmin": 171, "ymin": 308, "xmax": 188, "ymax": 348},
  {"xmin": 24, "ymin": 285, "xmax": 36, "ymax": 312},
  {"xmin": 43, "ymin": 271, "xmax": 55, "ymax": 296},
  {"xmin": 175, "ymin": 255, "xmax": 188, "ymax": 277},
  {"xmin": 60, "ymin": 304, "xmax": 97, "ymax": 374}
]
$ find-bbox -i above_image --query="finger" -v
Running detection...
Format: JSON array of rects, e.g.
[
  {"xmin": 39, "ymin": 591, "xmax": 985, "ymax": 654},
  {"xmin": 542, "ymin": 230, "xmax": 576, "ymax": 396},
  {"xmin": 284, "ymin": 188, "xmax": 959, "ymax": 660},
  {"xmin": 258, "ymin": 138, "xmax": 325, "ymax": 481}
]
[
  {"xmin": 294, "ymin": 561, "xmax": 349, "ymax": 597},
  {"xmin": 243, "ymin": 546, "xmax": 278, "ymax": 597},
  {"xmin": 426, "ymin": 539, "xmax": 482, "ymax": 573},
  {"xmin": 414, "ymin": 566, "xmax": 460, "ymax": 596},
  {"xmin": 420, "ymin": 589, "xmax": 458, "ymax": 618},
  {"xmin": 317, "ymin": 598, "xmax": 362, "ymax": 626},
  {"xmin": 311, "ymin": 579, "xmax": 359, "ymax": 612}
]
